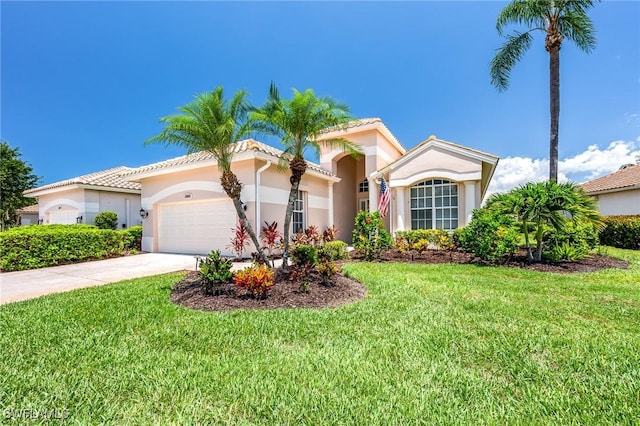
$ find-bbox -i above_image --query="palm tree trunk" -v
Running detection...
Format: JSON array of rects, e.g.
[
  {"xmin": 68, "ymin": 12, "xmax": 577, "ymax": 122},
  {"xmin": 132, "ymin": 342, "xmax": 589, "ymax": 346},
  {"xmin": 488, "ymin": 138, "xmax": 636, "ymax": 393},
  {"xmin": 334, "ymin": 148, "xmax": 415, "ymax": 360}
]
[
  {"xmin": 220, "ymin": 170, "xmax": 270, "ymax": 265},
  {"xmin": 549, "ymin": 45, "xmax": 560, "ymax": 183},
  {"xmin": 535, "ymin": 219, "xmax": 544, "ymax": 262},
  {"xmin": 230, "ymin": 198, "xmax": 269, "ymax": 265},
  {"xmin": 523, "ymin": 220, "xmax": 533, "ymax": 261},
  {"xmin": 281, "ymin": 176, "xmax": 302, "ymax": 273}
]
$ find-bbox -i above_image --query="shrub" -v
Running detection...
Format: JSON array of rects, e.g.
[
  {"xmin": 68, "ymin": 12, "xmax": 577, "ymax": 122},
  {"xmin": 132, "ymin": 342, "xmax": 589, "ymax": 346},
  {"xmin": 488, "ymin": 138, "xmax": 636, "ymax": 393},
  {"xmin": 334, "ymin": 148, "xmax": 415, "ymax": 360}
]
[
  {"xmin": 228, "ymin": 221, "xmax": 250, "ymax": 260},
  {"xmin": 0, "ymin": 225, "xmax": 123, "ymax": 271},
  {"xmin": 233, "ymin": 264, "xmax": 274, "ymax": 299},
  {"xmin": 320, "ymin": 240, "xmax": 349, "ymax": 261},
  {"xmin": 292, "ymin": 226, "xmax": 322, "ymax": 247},
  {"xmin": 94, "ymin": 211, "xmax": 118, "ymax": 230},
  {"xmin": 120, "ymin": 225, "xmax": 142, "ymax": 252},
  {"xmin": 543, "ymin": 219, "xmax": 599, "ymax": 260},
  {"xmin": 317, "ymin": 250, "xmax": 339, "ymax": 287},
  {"xmin": 599, "ymin": 215, "xmax": 640, "ymax": 250},
  {"xmin": 395, "ymin": 229, "xmax": 454, "ymax": 252},
  {"xmin": 352, "ymin": 211, "xmax": 392, "ymax": 261},
  {"xmin": 199, "ymin": 250, "xmax": 233, "ymax": 295},
  {"xmin": 322, "ymin": 225, "xmax": 339, "ymax": 243},
  {"xmin": 260, "ymin": 221, "xmax": 282, "ymax": 257},
  {"xmin": 458, "ymin": 208, "xmax": 519, "ymax": 263},
  {"xmin": 290, "ymin": 244, "xmax": 318, "ymax": 268}
]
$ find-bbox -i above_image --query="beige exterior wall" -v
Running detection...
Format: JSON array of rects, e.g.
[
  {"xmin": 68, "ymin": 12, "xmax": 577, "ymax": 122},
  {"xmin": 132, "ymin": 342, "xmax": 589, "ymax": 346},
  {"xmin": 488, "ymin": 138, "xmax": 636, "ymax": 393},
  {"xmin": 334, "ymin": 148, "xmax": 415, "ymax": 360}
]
[
  {"xmin": 137, "ymin": 158, "xmax": 334, "ymax": 253},
  {"xmin": 595, "ymin": 189, "xmax": 640, "ymax": 216},
  {"xmin": 334, "ymin": 156, "xmax": 358, "ymax": 242},
  {"xmin": 391, "ymin": 147, "xmax": 481, "ymax": 183},
  {"xmin": 39, "ymin": 189, "xmax": 84, "ymax": 224}
]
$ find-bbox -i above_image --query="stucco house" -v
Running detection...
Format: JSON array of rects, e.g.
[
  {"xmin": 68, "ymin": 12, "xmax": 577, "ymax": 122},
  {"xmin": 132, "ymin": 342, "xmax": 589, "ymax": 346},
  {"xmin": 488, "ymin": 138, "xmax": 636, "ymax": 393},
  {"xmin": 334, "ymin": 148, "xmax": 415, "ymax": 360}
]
[
  {"xmin": 23, "ymin": 166, "xmax": 142, "ymax": 228},
  {"xmin": 16, "ymin": 204, "xmax": 39, "ymax": 225},
  {"xmin": 580, "ymin": 162, "xmax": 640, "ymax": 215},
  {"xmin": 121, "ymin": 118, "xmax": 499, "ymax": 256}
]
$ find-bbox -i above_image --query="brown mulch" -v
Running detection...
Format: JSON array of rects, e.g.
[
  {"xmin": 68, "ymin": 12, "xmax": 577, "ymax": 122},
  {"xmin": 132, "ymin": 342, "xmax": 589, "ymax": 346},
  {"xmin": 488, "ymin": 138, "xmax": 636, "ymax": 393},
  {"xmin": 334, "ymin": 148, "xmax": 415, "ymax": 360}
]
[
  {"xmin": 370, "ymin": 249, "xmax": 629, "ymax": 274},
  {"xmin": 171, "ymin": 249, "xmax": 629, "ymax": 313},
  {"xmin": 171, "ymin": 270, "xmax": 367, "ymax": 312}
]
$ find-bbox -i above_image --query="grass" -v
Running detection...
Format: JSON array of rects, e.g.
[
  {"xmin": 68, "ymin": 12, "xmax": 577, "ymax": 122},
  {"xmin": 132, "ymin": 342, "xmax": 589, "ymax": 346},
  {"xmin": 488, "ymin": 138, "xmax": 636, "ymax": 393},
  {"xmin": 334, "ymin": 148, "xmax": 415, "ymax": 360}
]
[{"xmin": 1, "ymin": 248, "xmax": 639, "ymax": 424}]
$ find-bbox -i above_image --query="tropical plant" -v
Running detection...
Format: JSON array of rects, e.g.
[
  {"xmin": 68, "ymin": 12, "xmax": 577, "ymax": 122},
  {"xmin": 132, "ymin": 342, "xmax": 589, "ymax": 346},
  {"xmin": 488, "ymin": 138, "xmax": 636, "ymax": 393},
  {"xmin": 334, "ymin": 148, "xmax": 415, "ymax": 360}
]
[
  {"xmin": 490, "ymin": 0, "xmax": 599, "ymax": 182},
  {"xmin": 352, "ymin": 210, "xmax": 392, "ymax": 261},
  {"xmin": 233, "ymin": 264, "xmax": 274, "ymax": 299},
  {"xmin": 322, "ymin": 225, "xmax": 339, "ymax": 243},
  {"xmin": 485, "ymin": 181, "xmax": 601, "ymax": 261},
  {"xmin": 94, "ymin": 211, "xmax": 118, "ymax": 230},
  {"xmin": 260, "ymin": 220, "xmax": 282, "ymax": 259},
  {"xmin": 145, "ymin": 87, "xmax": 270, "ymax": 264},
  {"xmin": 228, "ymin": 220, "xmax": 250, "ymax": 261},
  {"xmin": 199, "ymin": 250, "xmax": 234, "ymax": 295},
  {"xmin": 251, "ymin": 83, "xmax": 362, "ymax": 270},
  {"xmin": 0, "ymin": 142, "xmax": 40, "ymax": 230},
  {"xmin": 317, "ymin": 250, "xmax": 339, "ymax": 287},
  {"xmin": 320, "ymin": 240, "xmax": 349, "ymax": 261}
]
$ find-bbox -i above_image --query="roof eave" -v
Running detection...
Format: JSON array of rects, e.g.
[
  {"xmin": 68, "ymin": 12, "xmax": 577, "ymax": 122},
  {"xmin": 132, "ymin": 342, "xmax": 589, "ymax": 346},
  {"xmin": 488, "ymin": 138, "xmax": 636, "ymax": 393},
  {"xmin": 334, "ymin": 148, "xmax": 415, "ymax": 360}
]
[
  {"xmin": 584, "ymin": 184, "xmax": 640, "ymax": 196},
  {"xmin": 316, "ymin": 121, "xmax": 406, "ymax": 155}
]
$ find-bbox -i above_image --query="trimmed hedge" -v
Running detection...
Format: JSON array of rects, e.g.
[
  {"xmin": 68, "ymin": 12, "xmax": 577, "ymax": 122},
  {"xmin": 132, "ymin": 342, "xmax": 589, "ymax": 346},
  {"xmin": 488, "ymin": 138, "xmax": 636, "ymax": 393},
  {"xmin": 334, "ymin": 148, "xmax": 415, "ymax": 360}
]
[
  {"xmin": 599, "ymin": 215, "xmax": 640, "ymax": 250},
  {"xmin": 0, "ymin": 224, "xmax": 125, "ymax": 271}
]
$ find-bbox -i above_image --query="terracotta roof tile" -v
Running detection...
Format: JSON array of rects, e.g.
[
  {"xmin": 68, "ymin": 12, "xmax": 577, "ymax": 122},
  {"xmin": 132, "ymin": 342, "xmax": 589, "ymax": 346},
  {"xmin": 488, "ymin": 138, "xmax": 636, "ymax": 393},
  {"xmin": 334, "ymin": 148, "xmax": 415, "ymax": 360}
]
[
  {"xmin": 120, "ymin": 139, "xmax": 334, "ymax": 178},
  {"xmin": 17, "ymin": 204, "xmax": 39, "ymax": 213},
  {"xmin": 24, "ymin": 166, "xmax": 141, "ymax": 195},
  {"xmin": 580, "ymin": 163, "xmax": 640, "ymax": 193}
]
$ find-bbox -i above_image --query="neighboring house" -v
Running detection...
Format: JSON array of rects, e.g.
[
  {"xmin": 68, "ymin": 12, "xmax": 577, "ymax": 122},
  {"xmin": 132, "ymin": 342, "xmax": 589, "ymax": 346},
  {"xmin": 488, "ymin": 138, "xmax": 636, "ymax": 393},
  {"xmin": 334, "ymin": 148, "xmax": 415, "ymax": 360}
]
[
  {"xmin": 580, "ymin": 163, "xmax": 640, "ymax": 216},
  {"xmin": 16, "ymin": 204, "xmax": 39, "ymax": 225},
  {"xmin": 122, "ymin": 118, "xmax": 499, "ymax": 256},
  {"xmin": 23, "ymin": 166, "xmax": 142, "ymax": 228}
]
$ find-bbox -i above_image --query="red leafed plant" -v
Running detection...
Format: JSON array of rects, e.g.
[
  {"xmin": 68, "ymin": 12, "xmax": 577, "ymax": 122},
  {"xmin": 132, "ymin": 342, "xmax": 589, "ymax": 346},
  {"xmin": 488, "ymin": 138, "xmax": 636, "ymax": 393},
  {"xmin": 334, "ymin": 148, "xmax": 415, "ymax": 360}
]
[
  {"xmin": 233, "ymin": 264, "xmax": 274, "ymax": 299},
  {"xmin": 228, "ymin": 220, "xmax": 250, "ymax": 260},
  {"xmin": 322, "ymin": 225, "xmax": 339, "ymax": 243},
  {"xmin": 260, "ymin": 221, "xmax": 282, "ymax": 257}
]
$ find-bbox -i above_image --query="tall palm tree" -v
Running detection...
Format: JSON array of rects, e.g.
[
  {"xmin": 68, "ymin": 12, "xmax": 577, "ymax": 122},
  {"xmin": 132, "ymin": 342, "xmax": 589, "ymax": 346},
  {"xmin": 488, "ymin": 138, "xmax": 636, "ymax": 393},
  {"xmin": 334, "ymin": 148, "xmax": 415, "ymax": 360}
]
[
  {"xmin": 490, "ymin": 0, "xmax": 598, "ymax": 182},
  {"xmin": 252, "ymin": 83, "xmax": 362, "ymax": 270},
  {"xmin": 146, "ymin": 87, "xmax": 270, "ymax": 265}
]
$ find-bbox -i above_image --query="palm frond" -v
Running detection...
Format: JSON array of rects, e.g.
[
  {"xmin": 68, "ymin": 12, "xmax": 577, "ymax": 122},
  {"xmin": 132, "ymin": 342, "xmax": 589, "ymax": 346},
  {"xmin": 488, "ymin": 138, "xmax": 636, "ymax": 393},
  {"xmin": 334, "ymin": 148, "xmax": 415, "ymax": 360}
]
[
  {"xmin": 558, "ymin": 9, "xmax": 597, "ymax": 53},
  {"xmin": 490, "ymin": 30, "xmax": 534, "ymax": 90},
  {"xmin": 496, "ymin": 0, "xmax": 548, "ymax": 35}
]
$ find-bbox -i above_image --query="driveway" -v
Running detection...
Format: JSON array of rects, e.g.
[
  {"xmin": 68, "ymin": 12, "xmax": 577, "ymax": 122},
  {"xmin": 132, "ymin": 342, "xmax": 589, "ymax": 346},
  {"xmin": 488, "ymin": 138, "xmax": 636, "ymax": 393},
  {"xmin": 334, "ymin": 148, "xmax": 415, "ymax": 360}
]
[{"xmin": 0, "ymin": 253, "xmax": 200, "ymax": 305}]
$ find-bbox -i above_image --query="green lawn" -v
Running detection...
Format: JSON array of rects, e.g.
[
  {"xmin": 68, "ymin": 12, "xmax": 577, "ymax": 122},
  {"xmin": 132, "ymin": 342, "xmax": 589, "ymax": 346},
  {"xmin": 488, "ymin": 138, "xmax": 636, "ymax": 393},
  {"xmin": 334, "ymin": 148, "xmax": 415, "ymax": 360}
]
[{"xmin": 1, "ymin": 248, "xmax": 639, "ymax": 424}]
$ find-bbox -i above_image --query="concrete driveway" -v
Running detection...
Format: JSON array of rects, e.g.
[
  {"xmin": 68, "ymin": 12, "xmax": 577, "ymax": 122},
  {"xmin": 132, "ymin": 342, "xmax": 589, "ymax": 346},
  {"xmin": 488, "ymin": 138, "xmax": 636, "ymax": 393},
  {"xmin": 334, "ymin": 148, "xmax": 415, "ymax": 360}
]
[{"xmin": 0, "ymin": 253, "xmax": 200, "ymax": 305}]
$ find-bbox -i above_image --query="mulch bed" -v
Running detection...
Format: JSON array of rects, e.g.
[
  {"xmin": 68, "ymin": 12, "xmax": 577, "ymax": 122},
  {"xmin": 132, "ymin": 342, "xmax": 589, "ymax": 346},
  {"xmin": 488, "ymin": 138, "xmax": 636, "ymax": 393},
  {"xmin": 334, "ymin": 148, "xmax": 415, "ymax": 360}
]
[{"xmin": 171, "ymin": 249, "xmax": 629, "ymax": 313}]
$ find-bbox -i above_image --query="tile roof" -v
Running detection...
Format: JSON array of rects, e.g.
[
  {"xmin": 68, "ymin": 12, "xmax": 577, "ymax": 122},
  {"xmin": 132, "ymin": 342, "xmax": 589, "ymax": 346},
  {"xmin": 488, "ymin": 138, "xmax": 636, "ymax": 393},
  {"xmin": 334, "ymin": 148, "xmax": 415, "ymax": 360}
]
[
  {"xmin": 317, "ymin": 118, "xmax": 405, "ymax": 152},
  {"xmin": 17, "ymin": 204, "xmax": 39, "ymax": 213},
  {"xmin": 24, "ymin": 166, "xmax": 141, "ymax": 195},
  {"xmin": 580, "ymin": 163, "xmax": 640, "ymax": 193},
  {"xmin": 120, "ymin": 139, "xmax": 334, "ymax": 178}
]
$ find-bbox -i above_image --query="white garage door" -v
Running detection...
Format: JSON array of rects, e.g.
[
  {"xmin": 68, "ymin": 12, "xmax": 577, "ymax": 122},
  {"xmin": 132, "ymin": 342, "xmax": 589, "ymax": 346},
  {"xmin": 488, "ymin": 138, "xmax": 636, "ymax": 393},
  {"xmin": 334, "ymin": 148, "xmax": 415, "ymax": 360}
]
[
  {"xmin": 157, "ymin": 199, "xmax": 238, "ymax": 256},
  {"xmin": 48, "ymin": 210, "xmax": 78, "ymax": 225}
]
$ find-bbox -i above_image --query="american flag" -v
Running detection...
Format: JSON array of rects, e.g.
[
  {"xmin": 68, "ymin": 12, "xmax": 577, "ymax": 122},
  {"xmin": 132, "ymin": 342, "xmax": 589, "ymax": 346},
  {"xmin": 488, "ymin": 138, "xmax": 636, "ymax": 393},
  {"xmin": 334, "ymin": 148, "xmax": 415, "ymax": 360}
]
[{"xmin": 378, "ymin": 177, "xmax": 390, "ymax": 218}]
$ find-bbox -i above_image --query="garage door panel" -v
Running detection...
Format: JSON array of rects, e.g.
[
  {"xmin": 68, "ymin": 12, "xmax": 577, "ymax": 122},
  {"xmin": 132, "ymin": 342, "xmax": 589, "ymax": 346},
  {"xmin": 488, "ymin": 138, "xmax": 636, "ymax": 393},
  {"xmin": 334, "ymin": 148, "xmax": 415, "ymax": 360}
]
[{"xmin": 157, "ymin": 200, "xmax": 237, "ymax": 256}]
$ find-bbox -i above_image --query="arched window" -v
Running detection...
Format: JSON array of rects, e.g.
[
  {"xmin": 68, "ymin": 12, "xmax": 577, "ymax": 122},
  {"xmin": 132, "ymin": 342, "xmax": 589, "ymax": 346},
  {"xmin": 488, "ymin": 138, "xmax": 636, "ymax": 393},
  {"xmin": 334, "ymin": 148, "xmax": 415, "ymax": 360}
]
[
  {"xmin": 410, "ymin": 179, "xmax": 458, "ymax": 230},
  {"xmin": 358, "ymin": 178, "xmax": 369, "ymax": 193}
]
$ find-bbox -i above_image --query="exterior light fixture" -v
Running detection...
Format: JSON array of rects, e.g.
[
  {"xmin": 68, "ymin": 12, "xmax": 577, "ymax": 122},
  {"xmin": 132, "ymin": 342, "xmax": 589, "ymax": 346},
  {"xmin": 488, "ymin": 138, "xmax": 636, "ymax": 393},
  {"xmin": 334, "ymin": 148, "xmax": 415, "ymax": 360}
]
[{"xmin": 139, "ymin": 208, "xmax": 148, "ymax": 219}]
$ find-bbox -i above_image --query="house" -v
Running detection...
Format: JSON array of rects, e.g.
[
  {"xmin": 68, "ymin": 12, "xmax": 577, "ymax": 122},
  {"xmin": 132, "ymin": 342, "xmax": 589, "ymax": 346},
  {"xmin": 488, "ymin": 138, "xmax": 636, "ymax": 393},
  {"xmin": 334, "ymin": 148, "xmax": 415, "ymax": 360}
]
[
  {"xmin": 16, "ymin": 204, "xmax": 39, "ymax": 225},
  {"xmin": 23, "ymin": 166, "xmax": 142, "ymax": 228},
  {"xmin": 580, "ymin": 162, "xmax": 640, "ymax": 216},
  {"xmin": 121, "ymin": 118, "xmax": 499, "ymax": 256}
]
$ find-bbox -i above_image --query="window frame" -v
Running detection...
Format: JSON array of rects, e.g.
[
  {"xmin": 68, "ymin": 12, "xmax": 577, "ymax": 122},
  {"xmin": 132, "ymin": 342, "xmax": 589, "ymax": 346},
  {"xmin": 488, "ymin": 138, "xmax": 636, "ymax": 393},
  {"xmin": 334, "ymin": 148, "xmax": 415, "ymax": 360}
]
[
  {"xmin": 410, "ymin": 179, "xmax": 459, "ymax": 231},
  {"xmin": 292, "ymin": 190, "xmax": 305, "ymax": 234}
]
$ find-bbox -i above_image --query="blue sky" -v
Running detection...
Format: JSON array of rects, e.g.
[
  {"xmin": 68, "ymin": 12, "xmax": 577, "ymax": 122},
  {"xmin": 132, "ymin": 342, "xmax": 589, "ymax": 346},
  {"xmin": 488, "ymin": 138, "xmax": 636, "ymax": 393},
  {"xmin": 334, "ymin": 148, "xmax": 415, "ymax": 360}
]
[{"xmin": 2, "ymin": 1, "xmax": 639, "ymax": 193}]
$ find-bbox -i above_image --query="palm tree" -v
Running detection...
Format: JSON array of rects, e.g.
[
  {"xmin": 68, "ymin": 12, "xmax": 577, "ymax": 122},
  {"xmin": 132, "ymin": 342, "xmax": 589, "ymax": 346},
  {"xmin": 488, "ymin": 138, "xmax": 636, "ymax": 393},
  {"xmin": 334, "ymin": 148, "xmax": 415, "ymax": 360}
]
[
  {"xmin": 486, "ymin": 181, "xmax": 601, "ymax": 261},
  {"xmin": 252, "ymin": 83, "xmax": 362, "ymax": 270},
  {"xmin": 146, "ymin": 87, "xmax": 270, "ymax": 265},
  {"xmin": 490, "ymin": 0, "xmax": 598, "ymax": 182}
]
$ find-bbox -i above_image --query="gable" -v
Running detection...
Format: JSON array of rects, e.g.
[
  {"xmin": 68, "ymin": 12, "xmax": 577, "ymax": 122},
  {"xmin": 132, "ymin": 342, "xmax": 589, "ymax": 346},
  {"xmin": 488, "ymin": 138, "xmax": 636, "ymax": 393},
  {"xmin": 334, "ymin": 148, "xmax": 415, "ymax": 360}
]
[{"xmin": 390, "ymin": 145, "xmax": 482, "ymax": 185}]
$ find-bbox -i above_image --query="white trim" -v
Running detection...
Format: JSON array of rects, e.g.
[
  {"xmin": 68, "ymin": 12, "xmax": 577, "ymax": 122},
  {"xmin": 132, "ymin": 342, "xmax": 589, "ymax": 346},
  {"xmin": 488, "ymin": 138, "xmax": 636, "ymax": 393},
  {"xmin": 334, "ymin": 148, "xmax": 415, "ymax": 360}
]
[
  {"xmin": 395, "ymin": 186, "xmax": 405, "ymax": 232},
  {"xmin": 328, "ymin": 181, "xmax": 335, "ymax": 225},
  {"xmin": 255, "ymin": 160, "xmax": 272, "ymax": 233},
  {"xmin": 25, "ymin": 184, "xmax": 140, "ymax": 198},
  {"xmin": 389, "ymin": 170, "xmax": 481, "ymax": 187},
  {"xmin": 464, "ymin": 181, "xmax": 477, "ymax": 225},
  {"xmin": 40, "ymin": 198, "xmax": 83, "ymax": 212},
  {"xmin": 371, "ymin": 140, "xmax": 498, "ymax": 179}
]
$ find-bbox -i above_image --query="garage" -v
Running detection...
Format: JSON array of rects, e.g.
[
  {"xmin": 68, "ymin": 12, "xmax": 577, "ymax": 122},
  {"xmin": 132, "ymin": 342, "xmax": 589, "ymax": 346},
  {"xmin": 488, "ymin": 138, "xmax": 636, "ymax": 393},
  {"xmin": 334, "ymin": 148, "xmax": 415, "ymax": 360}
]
[
  {"xmin": 157, "ymin": 199, "xmax": 238, "ymax": 256},
  {"xmin": 48, "ymin": 210, "xmax": 79, "ymax": 225}
]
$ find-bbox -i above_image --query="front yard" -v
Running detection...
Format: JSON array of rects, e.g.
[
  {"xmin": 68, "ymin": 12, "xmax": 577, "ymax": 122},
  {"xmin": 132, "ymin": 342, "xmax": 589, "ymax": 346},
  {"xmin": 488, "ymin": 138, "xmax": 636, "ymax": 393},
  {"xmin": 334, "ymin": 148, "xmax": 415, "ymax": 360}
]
[{"xmin": 1, "ymin": 248, "xmax": 639, "ymax": 424}]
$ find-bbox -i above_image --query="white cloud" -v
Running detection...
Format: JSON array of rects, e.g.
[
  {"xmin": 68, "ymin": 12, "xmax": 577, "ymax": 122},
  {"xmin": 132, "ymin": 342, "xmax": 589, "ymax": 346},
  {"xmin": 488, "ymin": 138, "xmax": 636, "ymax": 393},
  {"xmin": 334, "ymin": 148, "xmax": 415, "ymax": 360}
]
[{"xmin": 486, "ymin": 139, "xmax": 640, "ymax": 198}]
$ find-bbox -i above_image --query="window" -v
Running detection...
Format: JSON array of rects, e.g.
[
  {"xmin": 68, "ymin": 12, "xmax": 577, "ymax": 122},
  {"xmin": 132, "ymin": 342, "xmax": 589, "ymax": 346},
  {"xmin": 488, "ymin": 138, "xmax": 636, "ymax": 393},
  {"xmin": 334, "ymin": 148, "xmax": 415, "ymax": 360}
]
[
  {"xmin": 410, "ymin": 179, "xmax": 458, "ymax": 230},
  {"xmin": 292, "ymin": 190, "xmax": 305, "ymax": 234},
  {"xmin": 359, "ymin": 199, "xmax": 370, "ymax": 212},
  {"xmin": 358, "ymin": 179, "xmax": 369, "ymax": 193}
]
